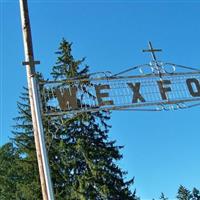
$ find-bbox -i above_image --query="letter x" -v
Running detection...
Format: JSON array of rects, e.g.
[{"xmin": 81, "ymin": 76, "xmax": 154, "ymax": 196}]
[{"xmin": 127, "ymin": 82, "xmax": 146, "ymax": 103}]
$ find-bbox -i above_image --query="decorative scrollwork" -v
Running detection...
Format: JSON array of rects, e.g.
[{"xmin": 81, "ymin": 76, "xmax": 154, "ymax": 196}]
[
  {"xmin": 150, "ymin": 61, "xmax": 176, "ymax": 74},
  {"xmin": 138, "ymin": 61, "xmax": 176, "ymax": 75},
  {"xmin": 89, "ymin": 71, "xmax": 112, "ymax": 79},
  {"xmin": 113, "ymin": 61, "xmax": 200, "ymax": 77}
]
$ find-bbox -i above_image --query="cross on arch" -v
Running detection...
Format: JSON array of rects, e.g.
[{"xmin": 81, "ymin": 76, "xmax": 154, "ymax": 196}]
[{"xmin": 142, "ymin": 41, "xmax": 162, "ymax": 61}]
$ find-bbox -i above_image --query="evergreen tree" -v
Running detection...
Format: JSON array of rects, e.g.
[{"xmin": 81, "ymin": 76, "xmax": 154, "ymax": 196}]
[
  {"xmin": 1, "ymin": 39, "xmax": 138, "ymax": 199},
  {"xmin": 0, "ymin": 141, "xmax": 41, "ymax": 199},
  {"xmin": 14, "ymin": 90, "xmax": 42, "ymax": 199},
  {"xmin": 47, "ymin": 39, "xmax": 138, "ymax": 199},
  {"xmin": 177, "ymin": 185, "xmax": 192, "ymax": 200},
  {"xmin": 0, "ymin": 143, "xmax": 18, "ymax": 200},
  {"xmin": 192, "ymin": 188, "xmax": 200, "ymax": 200},
  {"xmin": 160, "ymin": 192, "xmax": 168, "ymax": 200},
  {"xmin": 177, "ymin": 186, "xmax": 200, "ymax": 200}
]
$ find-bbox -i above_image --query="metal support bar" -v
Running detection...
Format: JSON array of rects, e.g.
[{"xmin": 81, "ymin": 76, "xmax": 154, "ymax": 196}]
[{"xmin": 22, "ymin": 60, "xmax": 40, "ymax": 66}]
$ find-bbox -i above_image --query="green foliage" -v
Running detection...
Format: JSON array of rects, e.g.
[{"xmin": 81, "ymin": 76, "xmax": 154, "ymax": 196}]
[
  {"xmin": 0, "ymin": 39, "xmax": 138, "ymax": 199},
  {"xmin": 177, "ymin": 185, "xmax": 200, "ymax": 200},
  {"xmin": 192, "ymin": 188, "xmax": 200, "ymax": 200},
  {"xmin": 48, "ymin": 39, "xmax": 138, "ymax": 199},
  {"xmin": 0, "ymin": 143, "xmax": 18, "ymax": 200},
  {"xmin": 0, "ymin": 142, "xmax": 41, "ymax": 200},
  {"xmin": 177, "ymin": 185, "xmax": 192, "ymax": 200},
  {"xmin": 160, "ymin": 192, "xmax": 168, "ymax": 200}
]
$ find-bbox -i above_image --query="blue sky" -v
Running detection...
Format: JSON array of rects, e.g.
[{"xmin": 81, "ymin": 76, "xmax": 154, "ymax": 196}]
[{"xmin": 1, "ymin": 0, "xmax": 200, "ymax": 199}]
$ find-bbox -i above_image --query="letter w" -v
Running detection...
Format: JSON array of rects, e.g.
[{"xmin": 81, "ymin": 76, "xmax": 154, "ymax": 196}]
[{"xmin": 55, "ymin": 87, "xmax": 78, "ymax": 110}]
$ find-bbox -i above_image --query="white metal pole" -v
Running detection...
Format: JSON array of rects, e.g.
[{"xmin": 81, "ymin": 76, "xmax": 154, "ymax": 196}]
[
  {"xmin": 31, "ymin": 78, "xmax": 55, "ymax": 200},
  {"xmin": 19, "ymin": 1, "xmax": 54, "ymax": 199}
]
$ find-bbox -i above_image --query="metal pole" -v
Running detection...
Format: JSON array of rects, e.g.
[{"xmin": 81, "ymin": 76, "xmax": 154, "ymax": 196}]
[{"xmin": 19, "ymin": 1, "xmax": 54, "ymax": 199}]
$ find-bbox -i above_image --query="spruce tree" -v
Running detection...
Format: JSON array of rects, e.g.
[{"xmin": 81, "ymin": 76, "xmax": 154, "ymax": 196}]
[
  {"xmin": 177, "ymin": 185, "xmax": 192, "ymax": 200},
  {"xmin": 192, "ymin": 188, "xmax": 200, "ymax": 200},
  {"xmin": 0, "ymin": 143, "xmax": 18, "ymax": 200},
  {"xmin": 0, "ymin": 141, "xmax": 41, "ymax": 199},
  {"xmin": 160, "ymin": 192, "xmax": 168, "ymax": 200},
  {"xmin": 10, "ymin": 87, "xmax": 42, "ymax": 199},
  {"xmin": 47, "ymin": 39, "xmax": 138, "ymax": 199},
  {"xmin": 1, "ymin": 39, "xmax": 138, "ymax": 199},
  {"xmin": 176, "ymin": 186, "xmax": 200, "ymax": 200}
]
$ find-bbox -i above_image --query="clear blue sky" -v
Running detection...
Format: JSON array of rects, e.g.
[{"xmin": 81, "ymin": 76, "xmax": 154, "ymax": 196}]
[{"xmin": 1, "ymin": 1, "xmax": 200, "ymax": 199}]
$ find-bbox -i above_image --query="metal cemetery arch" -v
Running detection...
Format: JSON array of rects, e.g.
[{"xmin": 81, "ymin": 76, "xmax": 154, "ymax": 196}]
[
  {"xmin": 19, "ymin": 0, "xmax": 200, "ymax": 197},
  {"xmin": 39, "ymin": 42, "xmax": 200, "ymax": 116}
]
